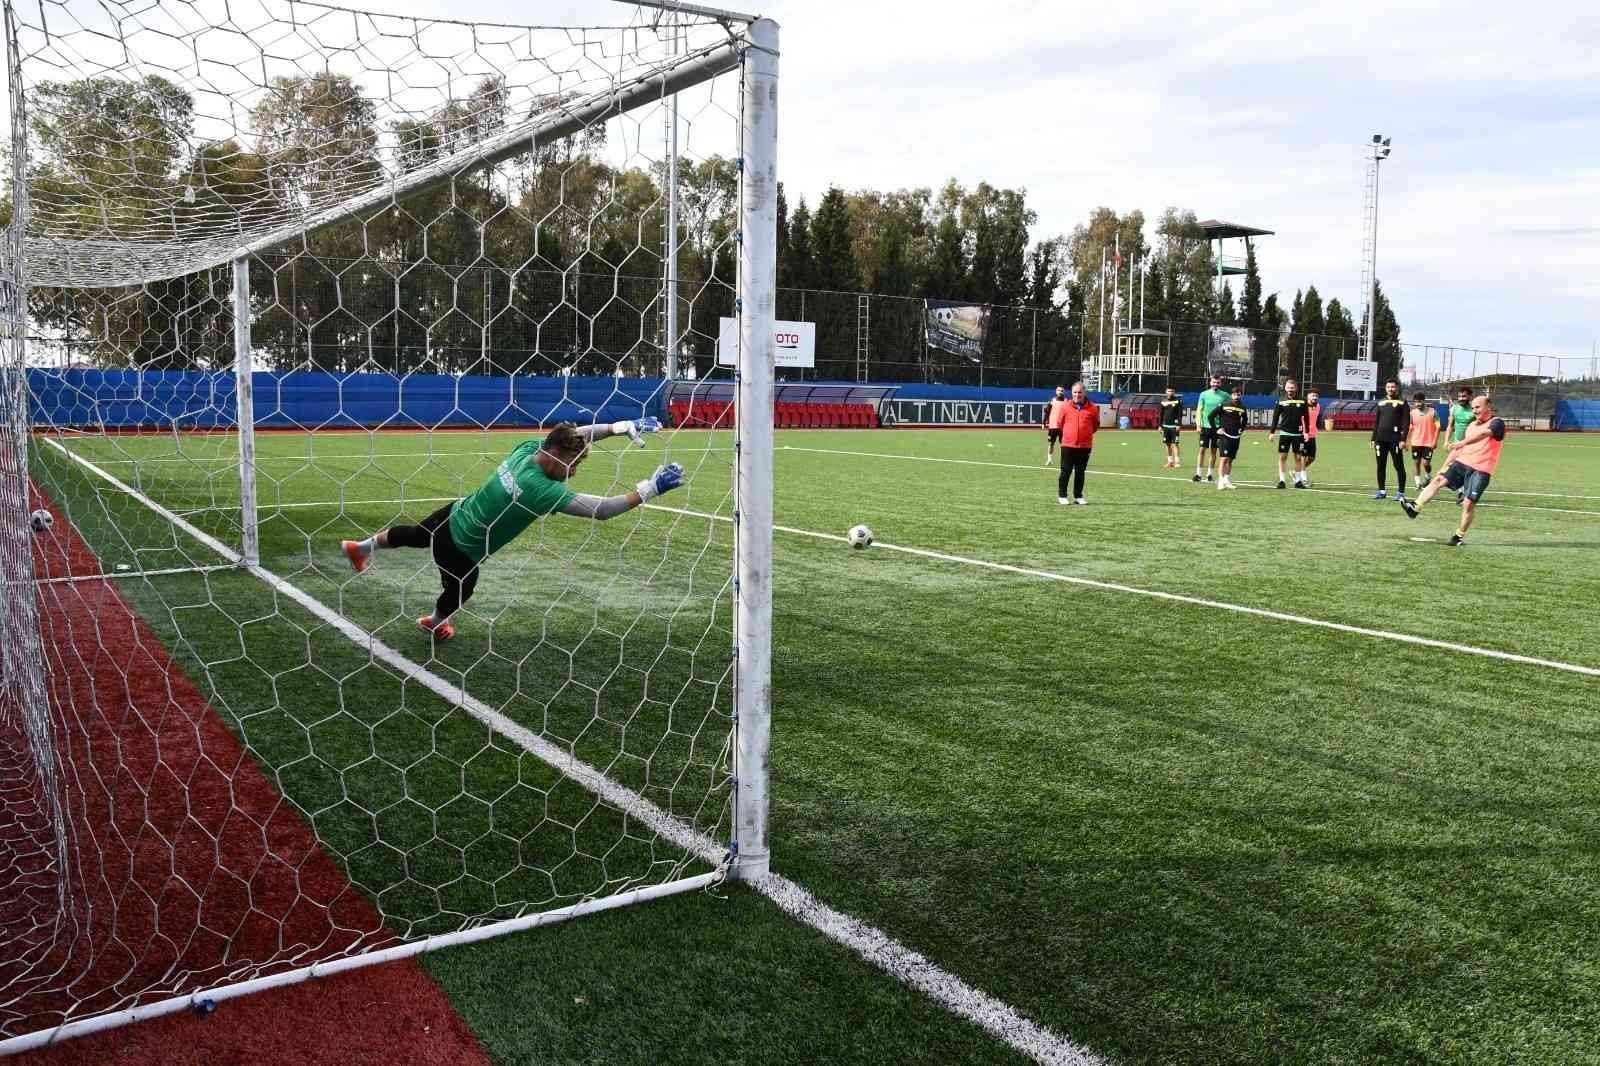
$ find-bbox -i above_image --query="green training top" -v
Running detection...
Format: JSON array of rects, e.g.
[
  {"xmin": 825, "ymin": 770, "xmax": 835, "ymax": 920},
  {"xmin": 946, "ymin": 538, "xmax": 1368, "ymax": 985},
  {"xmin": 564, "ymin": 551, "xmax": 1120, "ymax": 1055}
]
[
  {"xmin": 1196, "ymin": 387, "xmax": 1230, "ymax": 429},
  {"xmin": 1448, "ymin": 402, "xmax": 1475, "ymax": 443},
  {"xmin": 448, "ymin": 439, "xmax": 577, "ymax": 563}
]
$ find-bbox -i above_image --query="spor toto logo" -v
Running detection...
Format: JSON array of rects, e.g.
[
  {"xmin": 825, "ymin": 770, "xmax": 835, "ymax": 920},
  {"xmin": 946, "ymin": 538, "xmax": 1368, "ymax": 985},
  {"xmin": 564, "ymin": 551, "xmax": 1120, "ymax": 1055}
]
[{"xmin": 775, "ymin": 332, "xmax": 800, "ymax": 347}]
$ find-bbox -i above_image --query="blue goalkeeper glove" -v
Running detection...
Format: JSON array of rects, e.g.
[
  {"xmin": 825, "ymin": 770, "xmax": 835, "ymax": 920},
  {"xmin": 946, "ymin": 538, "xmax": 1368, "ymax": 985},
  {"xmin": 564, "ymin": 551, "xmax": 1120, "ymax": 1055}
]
[
  {"xmin": 636, "ymin": 462, "xmax": 685, "ymax": 501},
  {"xmin": 614, "ymin": 416, "xmax": 663, "ymax": 448}
]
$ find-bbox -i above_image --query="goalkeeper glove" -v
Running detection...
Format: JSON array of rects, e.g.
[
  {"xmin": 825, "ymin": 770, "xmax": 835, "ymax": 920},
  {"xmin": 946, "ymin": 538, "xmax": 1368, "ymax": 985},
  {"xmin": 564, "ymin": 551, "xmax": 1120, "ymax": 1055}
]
[
  {"xmin": 613, "ymin": 416, "xmax": 663, "ymax": 448},
  {"xmin": 636, "ymin": 462, "xmax": 685, "ymax": 501}
]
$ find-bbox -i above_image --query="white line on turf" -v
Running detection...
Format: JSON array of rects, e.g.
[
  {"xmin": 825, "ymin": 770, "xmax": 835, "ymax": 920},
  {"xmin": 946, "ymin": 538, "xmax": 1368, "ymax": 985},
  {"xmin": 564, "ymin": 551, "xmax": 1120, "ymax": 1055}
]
[
  {"xmin": 779, "ymin": 445, "xmax": 1600, "ymax": 516},
  {"xmin": 41, "ymin": 435, "xmax": 1100, "ymax": 1066},
  {"xmin": 646, "ymin": 502, "xmax": 1600, "ymax": 679},
  {"xmin": 34, "ymin": 563, "xmax": 237, "ymax": 585}
]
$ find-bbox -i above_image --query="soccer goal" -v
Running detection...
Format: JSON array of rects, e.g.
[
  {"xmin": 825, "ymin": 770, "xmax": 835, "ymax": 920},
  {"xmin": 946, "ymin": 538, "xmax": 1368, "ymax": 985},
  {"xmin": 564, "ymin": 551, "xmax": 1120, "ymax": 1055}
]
[{"xmin": 0, "ymin": 0, "xmax": 776, "ymax": 1051}]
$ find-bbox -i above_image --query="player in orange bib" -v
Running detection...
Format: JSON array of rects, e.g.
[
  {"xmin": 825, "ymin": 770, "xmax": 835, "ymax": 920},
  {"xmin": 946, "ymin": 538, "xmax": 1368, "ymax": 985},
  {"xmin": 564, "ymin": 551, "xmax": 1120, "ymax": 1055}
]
[
  {"xmin": 1043, "ymin": 385, "xmax": 1069, "ymax": 466},
  {"xmin": 1407, "ymin": 391, "xmax": 1441, "ymax": 487},
  {"xmin": 1400, "ymin": 394, "xmax": 1505, "ymax": 546}
]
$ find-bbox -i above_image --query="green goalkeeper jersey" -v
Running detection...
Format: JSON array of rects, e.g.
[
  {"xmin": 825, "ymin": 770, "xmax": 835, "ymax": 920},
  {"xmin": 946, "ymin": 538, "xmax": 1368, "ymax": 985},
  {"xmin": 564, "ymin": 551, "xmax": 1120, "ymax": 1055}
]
[
  {"xmin": 1448, "ymin": 402, "xmax": 1475, "ymax": 443},
  {"xmin": 1196, "ymin": 387, "xmax": 1229, "ymax": 429},
  {"xmin": 448, "ymin": 439, "xmax": 576, "ymax": 563}
]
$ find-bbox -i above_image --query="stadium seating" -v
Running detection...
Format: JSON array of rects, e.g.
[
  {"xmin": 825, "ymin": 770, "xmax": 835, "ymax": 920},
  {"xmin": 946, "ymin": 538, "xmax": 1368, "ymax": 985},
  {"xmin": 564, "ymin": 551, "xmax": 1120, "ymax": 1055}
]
[
  {"xmin": 666, "ymin": 400, "xmax": 879, "ymax": 430},
  {"xmin": 1323, "ymin": 399, "xmax": 1378, "ymax": 431},
  {"xmin": 667, "ymin": 399, "xmax": 734, "ymax": 429}
]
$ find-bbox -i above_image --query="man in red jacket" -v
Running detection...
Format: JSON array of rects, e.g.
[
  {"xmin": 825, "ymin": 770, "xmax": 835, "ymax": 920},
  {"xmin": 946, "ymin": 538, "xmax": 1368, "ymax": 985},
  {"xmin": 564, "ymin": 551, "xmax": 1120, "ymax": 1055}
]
[{"xmin": 1056, "ymin": 381, "xmax": 1099, "ymax": 505}]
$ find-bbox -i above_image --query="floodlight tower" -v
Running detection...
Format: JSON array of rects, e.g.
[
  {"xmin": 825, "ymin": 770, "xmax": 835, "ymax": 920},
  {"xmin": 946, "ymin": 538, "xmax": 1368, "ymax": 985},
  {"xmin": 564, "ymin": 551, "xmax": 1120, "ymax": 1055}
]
[{"xmin": 1359, "ymin": 134, "xmax": 1392, "ymax": 392}]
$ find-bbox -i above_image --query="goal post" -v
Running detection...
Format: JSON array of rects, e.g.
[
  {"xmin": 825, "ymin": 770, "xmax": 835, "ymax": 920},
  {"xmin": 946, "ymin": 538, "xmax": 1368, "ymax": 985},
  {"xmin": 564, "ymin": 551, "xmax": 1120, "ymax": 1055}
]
[
  {"xmin": 232, "ymin": 255, "xmax": 259, "ymax": 568},
  {"xmin": 0, "ymin": 0, "xmax": 777, "ymax": 1052},
  {"xmin": 733, "ymin": 14, "xmax": 777, "ymax": 881}
]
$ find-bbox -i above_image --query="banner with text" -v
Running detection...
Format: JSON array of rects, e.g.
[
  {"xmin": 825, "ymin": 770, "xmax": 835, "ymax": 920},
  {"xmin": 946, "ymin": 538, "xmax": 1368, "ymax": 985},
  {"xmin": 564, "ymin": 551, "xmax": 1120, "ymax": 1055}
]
[
  {"xmin": 717, "ymin": 317, "xmax": 816, "ymax": 368},
  {"xmin": 1336, "ymin": 358, "xmax": 1378, "ymax": 392},
  {"xmin": 1206, "ymin": 326, "xmax": 1254, "ymax": 379},
  {"xmin": 883, "ymin": 398, "xmax": 1050, "ymax": 427},
  {"xmin": 924, "ymin": 300, "xmax": 990, "ymax": 363}
]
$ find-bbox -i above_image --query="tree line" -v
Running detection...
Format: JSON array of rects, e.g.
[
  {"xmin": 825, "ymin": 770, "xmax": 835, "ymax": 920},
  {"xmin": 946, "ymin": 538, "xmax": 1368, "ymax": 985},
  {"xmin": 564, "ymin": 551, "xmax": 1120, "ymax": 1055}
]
[{"xmin": 9, "ymin": 71, "xmax": 1400, "ymax": 388}]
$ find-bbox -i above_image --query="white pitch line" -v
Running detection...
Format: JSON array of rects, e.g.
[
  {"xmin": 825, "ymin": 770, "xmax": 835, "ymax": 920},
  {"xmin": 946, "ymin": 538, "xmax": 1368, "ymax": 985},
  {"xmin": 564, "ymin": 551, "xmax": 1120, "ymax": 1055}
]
[
  {"xmin": 45, "ymin": 442, "xmax": 725, "ymax": 467},
  {"xmin": 34, "ymin": 563, "xmax": 237, "ymax": 585},
  {"xmin": 41, "ymin": 435, "xmax": 1100, "ymax": 1066},
  {"xmin": 646, "ymin": 502, "xmax": 1600, "ymax": 679},
  {"xmin": 779, "ymin": 445, "xmax": 1600, "ymax": 517}
]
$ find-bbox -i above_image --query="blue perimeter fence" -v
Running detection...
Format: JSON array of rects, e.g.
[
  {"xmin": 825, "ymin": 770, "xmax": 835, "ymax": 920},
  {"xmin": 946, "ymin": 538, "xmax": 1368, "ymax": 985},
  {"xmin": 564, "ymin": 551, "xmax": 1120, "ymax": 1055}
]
[
  {"xmin": 29, "ymin": 370, "xmax": 668, "ymax": 431},
  {"xmin": 27, "ymin": 369, "xmax": 1600, "ymax": 432},
  {"xmin": 1553, "ymin": 400, "xmax": 1600, "ymax": 431}
]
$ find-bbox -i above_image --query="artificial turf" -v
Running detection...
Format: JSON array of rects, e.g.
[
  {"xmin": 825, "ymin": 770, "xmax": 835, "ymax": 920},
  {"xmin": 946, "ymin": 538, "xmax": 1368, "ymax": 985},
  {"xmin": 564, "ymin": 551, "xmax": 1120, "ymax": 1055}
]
[{"xmin": 26, "ymin": 423, "xmax": 1600, "ymax": 1064}]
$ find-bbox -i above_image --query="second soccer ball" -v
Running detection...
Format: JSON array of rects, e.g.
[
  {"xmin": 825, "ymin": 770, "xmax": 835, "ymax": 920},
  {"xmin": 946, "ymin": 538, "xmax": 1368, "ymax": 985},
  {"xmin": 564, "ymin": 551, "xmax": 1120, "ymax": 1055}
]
[{"xmin": 846, "ymin": 524, "xmax": 874, "ymax": 549}]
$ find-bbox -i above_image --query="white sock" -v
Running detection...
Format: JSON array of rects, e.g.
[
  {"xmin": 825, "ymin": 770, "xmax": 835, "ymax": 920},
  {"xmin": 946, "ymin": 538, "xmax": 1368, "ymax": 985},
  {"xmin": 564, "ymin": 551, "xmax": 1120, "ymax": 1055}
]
[{"xmin": 355, "ymin": 536, "xmax": 377, "ymax": 555}]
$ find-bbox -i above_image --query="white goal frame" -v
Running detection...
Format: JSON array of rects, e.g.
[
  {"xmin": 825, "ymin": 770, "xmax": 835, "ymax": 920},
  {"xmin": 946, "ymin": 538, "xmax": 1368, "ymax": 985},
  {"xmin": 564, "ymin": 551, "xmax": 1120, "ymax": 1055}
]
[{"xmin": 0, "ymin": 1, "xmax": 777, "ymax": 1052}]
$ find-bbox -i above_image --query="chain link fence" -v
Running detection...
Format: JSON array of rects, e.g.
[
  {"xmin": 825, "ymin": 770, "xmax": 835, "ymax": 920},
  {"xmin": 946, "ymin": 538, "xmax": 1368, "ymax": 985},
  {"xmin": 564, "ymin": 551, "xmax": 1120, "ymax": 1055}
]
[{"xmin": 27, "ymin": 272, "xmax": 1600, "ymax": 423}]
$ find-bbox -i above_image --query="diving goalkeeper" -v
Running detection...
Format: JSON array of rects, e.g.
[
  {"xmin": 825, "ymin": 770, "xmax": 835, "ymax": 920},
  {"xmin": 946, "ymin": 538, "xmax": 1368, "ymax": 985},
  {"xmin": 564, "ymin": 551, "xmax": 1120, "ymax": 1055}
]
[{"xmin": 341, "ymin": 418, "xmax": 682, "ymax": 641}]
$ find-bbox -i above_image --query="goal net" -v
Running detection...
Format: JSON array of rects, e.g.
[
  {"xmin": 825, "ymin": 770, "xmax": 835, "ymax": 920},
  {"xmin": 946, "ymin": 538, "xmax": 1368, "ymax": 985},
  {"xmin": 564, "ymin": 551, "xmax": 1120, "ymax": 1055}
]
[{"xmin": 0, "ymin": 0, "xmax": 777, "ymax": 1050}]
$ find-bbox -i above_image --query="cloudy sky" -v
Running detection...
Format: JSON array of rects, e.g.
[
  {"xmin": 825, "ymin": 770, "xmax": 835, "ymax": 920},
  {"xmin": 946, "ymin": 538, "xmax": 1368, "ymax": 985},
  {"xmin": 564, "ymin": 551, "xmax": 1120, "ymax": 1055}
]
[
  {"xmin": 13, "ymin": 0, "xmax": 1600, "ymax": 363},
  {"xmin": 752, "ymin": 0, "xmax": 1600, "ymax": 363},
  {"xmin": 406, "ymin": 0, "xmax": 1598, "ymax": 361}
]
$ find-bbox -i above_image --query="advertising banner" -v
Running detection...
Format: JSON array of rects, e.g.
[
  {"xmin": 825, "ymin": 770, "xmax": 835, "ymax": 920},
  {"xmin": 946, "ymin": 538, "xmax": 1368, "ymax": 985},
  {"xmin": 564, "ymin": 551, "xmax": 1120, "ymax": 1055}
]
[
  {"xmin": 882, "ymin": 398, "xmax": 1049, "ymax": 427},
  {"xmin": 924, "ymin": 300, "xmax": 989, "ymax": 363},
  {"xmin": 1206, "ymin": 326, "xmax": 1254, "ymax": 379},
  {"xmin": 1336, "ymin": 358, "xmax": 1378, "ymax": 392},
  {"xmin": 717, "ymin": 318, "xmax": 816, "ymax": 368}
]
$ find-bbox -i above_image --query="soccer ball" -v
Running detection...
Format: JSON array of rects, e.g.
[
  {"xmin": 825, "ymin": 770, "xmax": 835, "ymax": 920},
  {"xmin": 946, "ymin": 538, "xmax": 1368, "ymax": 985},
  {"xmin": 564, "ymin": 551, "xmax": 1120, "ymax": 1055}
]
[
  {"xmin": 30, "ymin": 509, "xmax": 53, "ymax": 532},
  {"xmin": 847, "ymin": 524, "xmax": 873, "ymax": 549}
]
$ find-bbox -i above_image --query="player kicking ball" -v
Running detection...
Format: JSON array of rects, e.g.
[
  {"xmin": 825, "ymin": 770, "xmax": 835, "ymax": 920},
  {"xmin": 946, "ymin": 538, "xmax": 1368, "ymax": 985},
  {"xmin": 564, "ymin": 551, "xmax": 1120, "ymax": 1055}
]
[
  {"xmin": 1399, "ymin": 395, "xmax": 1506, "ymax": 546},
  {"xmin": 1158, "ymin": 386, "xmax": 1183, "ymax": 468},
  {"xmin": 1269, "ymin": 378, "xmax": 1310, "ymax": 488},
  {"xmin": 1208, "ymin": 385, "xmax": 1248, "ymax": 490},
  {"xmin": 340, "ymin": 418, "xmax": 682, "ymax": 640}
]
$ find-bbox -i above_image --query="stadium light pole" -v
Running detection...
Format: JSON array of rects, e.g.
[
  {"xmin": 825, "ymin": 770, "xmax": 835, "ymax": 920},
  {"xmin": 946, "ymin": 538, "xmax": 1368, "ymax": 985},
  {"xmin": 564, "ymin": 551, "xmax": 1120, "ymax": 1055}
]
[{"xmin": 1364, "ymin": 134, "xmax": 1391, "ymax": 396}]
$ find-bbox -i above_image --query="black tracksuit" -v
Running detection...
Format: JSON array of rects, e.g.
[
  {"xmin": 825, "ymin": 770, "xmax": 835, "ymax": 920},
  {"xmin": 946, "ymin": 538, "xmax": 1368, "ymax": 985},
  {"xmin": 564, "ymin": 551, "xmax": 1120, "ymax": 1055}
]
[
  {"xmin": 1271, "ymin": 397, "xmax": 1309, "ymax": 448},
  {"xmin": 1372, "ymin": 397, "xmax": 1410, "ymax": 491},
  {"xmin": 1209, "ymin": 402, "xmax": 1248, "ymax": 458}
]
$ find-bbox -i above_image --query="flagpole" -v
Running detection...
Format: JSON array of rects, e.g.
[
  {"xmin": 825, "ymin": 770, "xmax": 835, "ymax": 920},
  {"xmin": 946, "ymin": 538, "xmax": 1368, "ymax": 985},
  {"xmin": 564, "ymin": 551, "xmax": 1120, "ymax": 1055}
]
[
  {"xmin": 1098, "ymin": 248, "xmax": 1108, "ymax": 366},
  {"xmin": 1113, "ymin": 232, "xmax": 1121, "ymax": 341},
  {"xmin": 1139, "ymin": 255, "xmax": 1146, "ymax": 328}
]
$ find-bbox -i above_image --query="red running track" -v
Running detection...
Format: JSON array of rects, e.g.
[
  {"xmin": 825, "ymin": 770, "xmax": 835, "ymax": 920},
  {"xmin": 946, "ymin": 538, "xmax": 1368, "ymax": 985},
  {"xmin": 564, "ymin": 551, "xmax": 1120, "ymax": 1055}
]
[{"xmin": 1, "ymin": 493, "xmax": 491, "ymax": 1065}]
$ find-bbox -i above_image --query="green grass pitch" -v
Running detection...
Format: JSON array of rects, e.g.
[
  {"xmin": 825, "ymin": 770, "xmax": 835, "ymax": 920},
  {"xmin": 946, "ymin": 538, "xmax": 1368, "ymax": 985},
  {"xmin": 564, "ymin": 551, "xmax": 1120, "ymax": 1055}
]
[{"xmin": 29, "ymin": 423, "xmax": 1600, "ymax": 1064}]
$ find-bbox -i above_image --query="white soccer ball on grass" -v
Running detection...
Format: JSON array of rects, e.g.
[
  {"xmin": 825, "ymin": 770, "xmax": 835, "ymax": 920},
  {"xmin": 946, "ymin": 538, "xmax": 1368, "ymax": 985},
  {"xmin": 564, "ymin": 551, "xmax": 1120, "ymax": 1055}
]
[
  {"xmin": 30, "ymin": 509, "xmax": 53, "ymax": 532},
  {"xmin": 846, "ymin": 524, "xmax": 874, "ymax": 549}
]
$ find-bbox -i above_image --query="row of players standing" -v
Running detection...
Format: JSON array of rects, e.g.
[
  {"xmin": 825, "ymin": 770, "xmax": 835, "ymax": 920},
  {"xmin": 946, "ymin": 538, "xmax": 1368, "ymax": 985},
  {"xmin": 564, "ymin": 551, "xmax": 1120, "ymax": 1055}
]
[
  {"xmin": 1166, "ymin": 376, "xmax": 1481, "ymax": 498},
  {"xmin": 1044, "ymin": 380, "xmax": 1508, "ymax": 545}
]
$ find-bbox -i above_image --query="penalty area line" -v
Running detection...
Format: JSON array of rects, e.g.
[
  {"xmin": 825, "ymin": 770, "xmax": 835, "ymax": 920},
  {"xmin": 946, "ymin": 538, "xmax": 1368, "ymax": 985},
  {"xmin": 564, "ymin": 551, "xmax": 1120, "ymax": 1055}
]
[
  {"xmin": 646, "ymin": 502, "xmax": 1600, "ymax": 679},
  {"xmin": 40, "ymin": 437, "xmax": 1100, "ymax": 1066}
]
